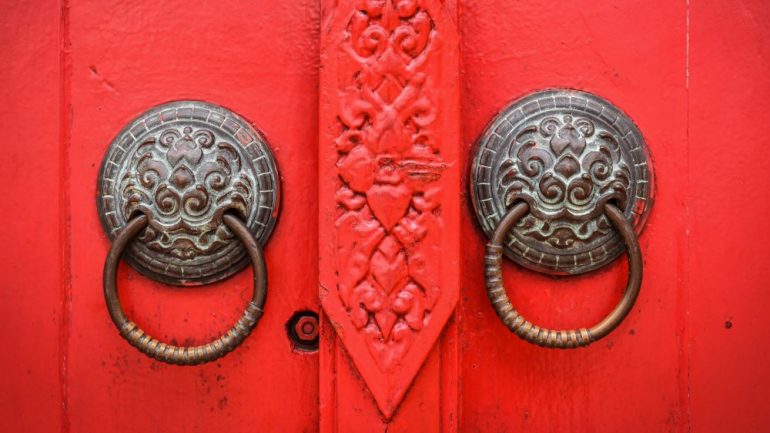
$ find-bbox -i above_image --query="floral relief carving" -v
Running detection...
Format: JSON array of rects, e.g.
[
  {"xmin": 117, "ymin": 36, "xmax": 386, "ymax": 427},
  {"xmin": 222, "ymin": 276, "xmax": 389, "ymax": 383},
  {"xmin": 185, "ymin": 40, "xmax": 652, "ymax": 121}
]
[
  {"xmin": 97, "ymin": 101, "xmax": 280, "ymax": 285},
  {"xmin": 121, "ymin": 125, "xmax": 254, "ymax": 258},
  {"xmin": 471, "ymin": 90, "xmax": 653, "ymax": 275},
  {"xmin": 498, "ymin": 114, "xmax": 632, "ymax": 249},
  {"xmin": 332, "ymin": 0, "xmax": 445, "ymax": 372}
]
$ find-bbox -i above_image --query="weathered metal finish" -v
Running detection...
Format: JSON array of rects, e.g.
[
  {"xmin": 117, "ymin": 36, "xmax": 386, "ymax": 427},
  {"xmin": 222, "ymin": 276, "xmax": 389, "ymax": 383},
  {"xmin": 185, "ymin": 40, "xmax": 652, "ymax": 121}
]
[
  {"xmin": 97, "ymin": 100, "xmax": 280, "ymax": 285},
  {"xmin": 103, "ymin": 213, "xmax": 267, "ymax": 365},
  {"xmin": 485, "ymin": 202, "xmax": 642, "ymax": 348},
  {"xmin": 471, "ymin": 89, "xmax": 653, "ymax": 275}
]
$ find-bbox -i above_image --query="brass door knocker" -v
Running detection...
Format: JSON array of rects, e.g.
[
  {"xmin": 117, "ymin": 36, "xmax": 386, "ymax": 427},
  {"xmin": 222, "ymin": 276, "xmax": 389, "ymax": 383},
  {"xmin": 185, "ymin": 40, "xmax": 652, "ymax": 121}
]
[
  {"xmin": 97, "ymin": 101, "xmax": 280, "ymax": 364},
  {"xmin": 471, "ymin": 89, "xmax": 653, "ymax": 348}
]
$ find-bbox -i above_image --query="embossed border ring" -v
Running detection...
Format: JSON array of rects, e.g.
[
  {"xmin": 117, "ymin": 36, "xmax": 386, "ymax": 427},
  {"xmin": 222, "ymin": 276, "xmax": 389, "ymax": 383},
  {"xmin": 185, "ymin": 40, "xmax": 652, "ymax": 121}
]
[
  {"xmin": 103, "ymin": 213, "xmax": 267, "ymax": 365},
  {"xmin": 485, "ymin": 202, "xmax": 642, "ymax": 348}
]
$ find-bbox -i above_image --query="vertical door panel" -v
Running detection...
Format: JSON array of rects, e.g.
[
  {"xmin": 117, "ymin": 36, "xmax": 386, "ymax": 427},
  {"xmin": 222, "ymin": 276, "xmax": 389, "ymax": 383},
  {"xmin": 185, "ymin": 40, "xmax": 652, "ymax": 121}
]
[
  {"xmin": 318, "ymin": 0, "xmax": 460, "ymax": 430},
  {"xmin": 0, "ymin": 2, "xmax": 63, "ymax": 432},
  {"xmin": 459, "ymin": 1, "xmax": 689, "ymax": 431},
  {"xmin": 689, "ymin": 2, "xmax": 770, "ymax": 432},
  {"xmin": 66, "ymin": 1, "xmax": 319, "ymax": 432}
]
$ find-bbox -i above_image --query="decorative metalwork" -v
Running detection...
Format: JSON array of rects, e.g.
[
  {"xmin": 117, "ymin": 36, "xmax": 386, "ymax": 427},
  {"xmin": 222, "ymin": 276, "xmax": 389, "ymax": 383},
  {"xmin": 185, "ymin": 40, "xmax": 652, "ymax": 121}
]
[
  {"xmin": 103, "ymin": 213, "xmax": 267, "ymax": 365},
  {"xmin": 485, "ymin": 202, "xmax": 642, "ymax": 348},
  {"xmin": 471, "ymin": 89, "xmax": 654, "ymax": 275},
  {"xmin": 97, "ymin": 100, "xmax": 280, "ymax": 285}
]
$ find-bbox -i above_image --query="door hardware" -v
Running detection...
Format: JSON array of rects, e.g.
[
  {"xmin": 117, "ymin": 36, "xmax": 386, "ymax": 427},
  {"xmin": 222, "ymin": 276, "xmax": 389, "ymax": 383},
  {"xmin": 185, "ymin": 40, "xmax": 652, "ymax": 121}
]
[
  {"xmin": 97, "ymin": 100, "xmax": 281, "ymax": 364},
  {"xmin": 471, "ymin": 89, "xmax": 653, "ymax": 347},
  {"xmin": 287, "ymin": 311, "xmax": 319, "ymax": 352}
]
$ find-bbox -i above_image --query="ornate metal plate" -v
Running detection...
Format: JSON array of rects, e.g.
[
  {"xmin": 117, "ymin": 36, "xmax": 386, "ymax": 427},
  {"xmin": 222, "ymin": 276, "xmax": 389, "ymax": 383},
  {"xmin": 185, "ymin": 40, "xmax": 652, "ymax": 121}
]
[
  {"xmin": 471, "ymin": 89, "xmax": 654, "ymax": 275},
  {"xmin": 97, "ymin": 101, "xmax": 280, "ymax": 285}
]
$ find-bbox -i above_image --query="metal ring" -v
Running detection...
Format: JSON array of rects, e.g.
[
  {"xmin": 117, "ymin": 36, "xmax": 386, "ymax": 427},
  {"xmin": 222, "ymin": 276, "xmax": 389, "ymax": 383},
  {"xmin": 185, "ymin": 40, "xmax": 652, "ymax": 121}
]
[
  {"xmin": 103, "ymin": 213, "xmax": 267, "ymax": 365},
  {"xmin": 485, "ymin": 202, "xmax": 642, "ymax": 348}
]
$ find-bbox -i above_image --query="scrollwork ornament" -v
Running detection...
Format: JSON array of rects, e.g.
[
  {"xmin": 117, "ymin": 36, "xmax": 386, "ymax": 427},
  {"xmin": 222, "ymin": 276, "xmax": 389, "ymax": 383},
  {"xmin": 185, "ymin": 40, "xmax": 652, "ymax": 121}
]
[
  {"xmin": 97, "ymin": 101, "xmax": 280, "ymax": 285},
  {"xmin": 471, "ymin": 89, "xmax": 654, "ymax": 275}
]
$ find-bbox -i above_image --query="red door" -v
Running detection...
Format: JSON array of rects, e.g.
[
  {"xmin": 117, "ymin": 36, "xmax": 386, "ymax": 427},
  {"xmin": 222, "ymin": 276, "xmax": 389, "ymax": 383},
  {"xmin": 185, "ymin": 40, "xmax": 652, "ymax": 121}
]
[
  {"xmin": 2, "ymin": 1, "xmax": 769, "ymax": 433},
  {"xmin": 2, "ymin": 1, "xmax": 320, "ymax": 431}
]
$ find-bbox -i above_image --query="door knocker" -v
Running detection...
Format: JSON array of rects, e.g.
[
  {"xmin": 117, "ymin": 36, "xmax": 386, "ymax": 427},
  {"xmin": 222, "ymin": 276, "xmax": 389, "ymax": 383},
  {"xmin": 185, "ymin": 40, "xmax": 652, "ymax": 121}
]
[
  {"xmin": 97, "ymin": 101, "xmax": 280, "ymax": 364},
  {"xmin": 471, "ymin": 89, "xmax": 653, "ymax": 348}
]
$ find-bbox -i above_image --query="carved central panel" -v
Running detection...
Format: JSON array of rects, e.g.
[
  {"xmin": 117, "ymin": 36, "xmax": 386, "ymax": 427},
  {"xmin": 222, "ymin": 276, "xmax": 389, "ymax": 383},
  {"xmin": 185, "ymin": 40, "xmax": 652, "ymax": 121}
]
[
  {"xmin": 320, "ymin": 0, "xmax": 460, "ymax": 418},
  {"xmin": 333, "ymin": 0, "xmax": 444, "ymax": 372}
]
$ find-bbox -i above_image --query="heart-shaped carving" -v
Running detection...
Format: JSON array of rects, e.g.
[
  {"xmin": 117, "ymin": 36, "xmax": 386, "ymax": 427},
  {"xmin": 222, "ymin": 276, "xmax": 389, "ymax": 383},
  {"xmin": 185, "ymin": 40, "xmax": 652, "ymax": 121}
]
[
  {"xmin": 366, "ymin": 183, "xmax": 411, "ymax": 230},
  {"xmin": 170, "ymin": 166, "xmax": 195, "ymax": 189},
  {"xmin": 370, "ymin": 236, "xmax": 408, "ymax": 295},
  {"xmin": 167, "ymin": 139, "xmax": 203, "ymax": 167},
  {"xmin": 549, "ymin": 122, "xmax": 586, "ymax": 157},
  {"xmin": 554, "ymin": 155, "xmax": 580, "ymax": 178},
  {"xmin": 338, "ymin": 145, "xmax": 374, "ymax": 193},
  {"xmin": 335, "ymin": 212, "xmax": 385, "ymax": 306},
  {"xmin": 374, "ymin": 309, "xmax": 398, "ymax": 341}
]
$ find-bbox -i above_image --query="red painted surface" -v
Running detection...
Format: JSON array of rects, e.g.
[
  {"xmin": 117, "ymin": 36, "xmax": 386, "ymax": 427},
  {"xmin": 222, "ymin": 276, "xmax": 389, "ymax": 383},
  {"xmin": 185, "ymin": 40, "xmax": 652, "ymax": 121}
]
[
  {"xmin": 459, "ymin": 1, "xmax": 688, "ymax": 431},
  {"xmin": 689, "ymin": 2, "xmax": 770, "ymax": 432},
  {"xmin": 459, "ymin": 1, "xmax": 769, "ymax": 432},
  {"xmin": 1, "ymin": 1, "xmax": 769, "ymax": 432},
  {"xmin": 319, "ymin": 0, "xmax": 460, "ymax": 421},
  {"xmin": 0, "ymin": 2, "xmax": 63, "ymax": 432},
  {"xmin": 4, "ymin": 1, "xmax": 321, "ymax": 432}
]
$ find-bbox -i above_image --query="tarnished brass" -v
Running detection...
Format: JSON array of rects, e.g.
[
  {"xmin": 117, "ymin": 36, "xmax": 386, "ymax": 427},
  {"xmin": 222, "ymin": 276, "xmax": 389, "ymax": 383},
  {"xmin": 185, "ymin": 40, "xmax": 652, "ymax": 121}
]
[
  {"xmin": 98, "ymin": 101, "xmax": 279, "ymax": 364},
  {"xmin": 471, "ymin": 89, "xmax": 653, "ymax": 275},
  {"xmin": 474, "ymin": 89, "xmax": 652, "ymax": 348},
  {"xmin": 97, "ymin": 100, "xmax": 280, "ymax": 286},
  {"xmin": 103, "ymin": 213, "xmax": 266, "ymax": 365},
  {"xmin": 484, "ymin": 202, "xmax": 642, "ymax": 348}
]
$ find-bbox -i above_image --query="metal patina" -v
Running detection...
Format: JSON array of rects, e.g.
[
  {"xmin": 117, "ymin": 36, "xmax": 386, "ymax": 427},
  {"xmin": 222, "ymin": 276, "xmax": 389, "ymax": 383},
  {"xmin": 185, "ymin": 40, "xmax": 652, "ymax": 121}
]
[
  {"xmin": 471, "ymin": 89, "xmax": 654, "ymax": 275},
  {"xmin": 97, "ymin": 100, "xmax": 280, "ymax": 285}
]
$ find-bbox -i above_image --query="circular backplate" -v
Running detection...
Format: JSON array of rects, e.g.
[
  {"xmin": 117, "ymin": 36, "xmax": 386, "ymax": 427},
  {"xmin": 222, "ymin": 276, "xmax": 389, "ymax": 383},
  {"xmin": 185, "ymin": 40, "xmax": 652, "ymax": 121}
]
[
  {"xmin": 97, "ymin": 101, "xmax": 280, "ymax": 285},
  {"xmin": 471, "ymin": 89, "xmax": 654, "ymax": 275}
]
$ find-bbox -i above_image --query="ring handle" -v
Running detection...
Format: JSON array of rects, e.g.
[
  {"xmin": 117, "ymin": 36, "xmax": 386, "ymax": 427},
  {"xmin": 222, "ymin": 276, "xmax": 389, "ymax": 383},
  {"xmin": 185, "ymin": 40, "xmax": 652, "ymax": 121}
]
[
  {"xmin": 485, "ymin": 202, "xmax": 642, "ymax": 348},
  {"xmin": 103, "ymin": 213, "xmax": 267, "ymax": 365}
]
